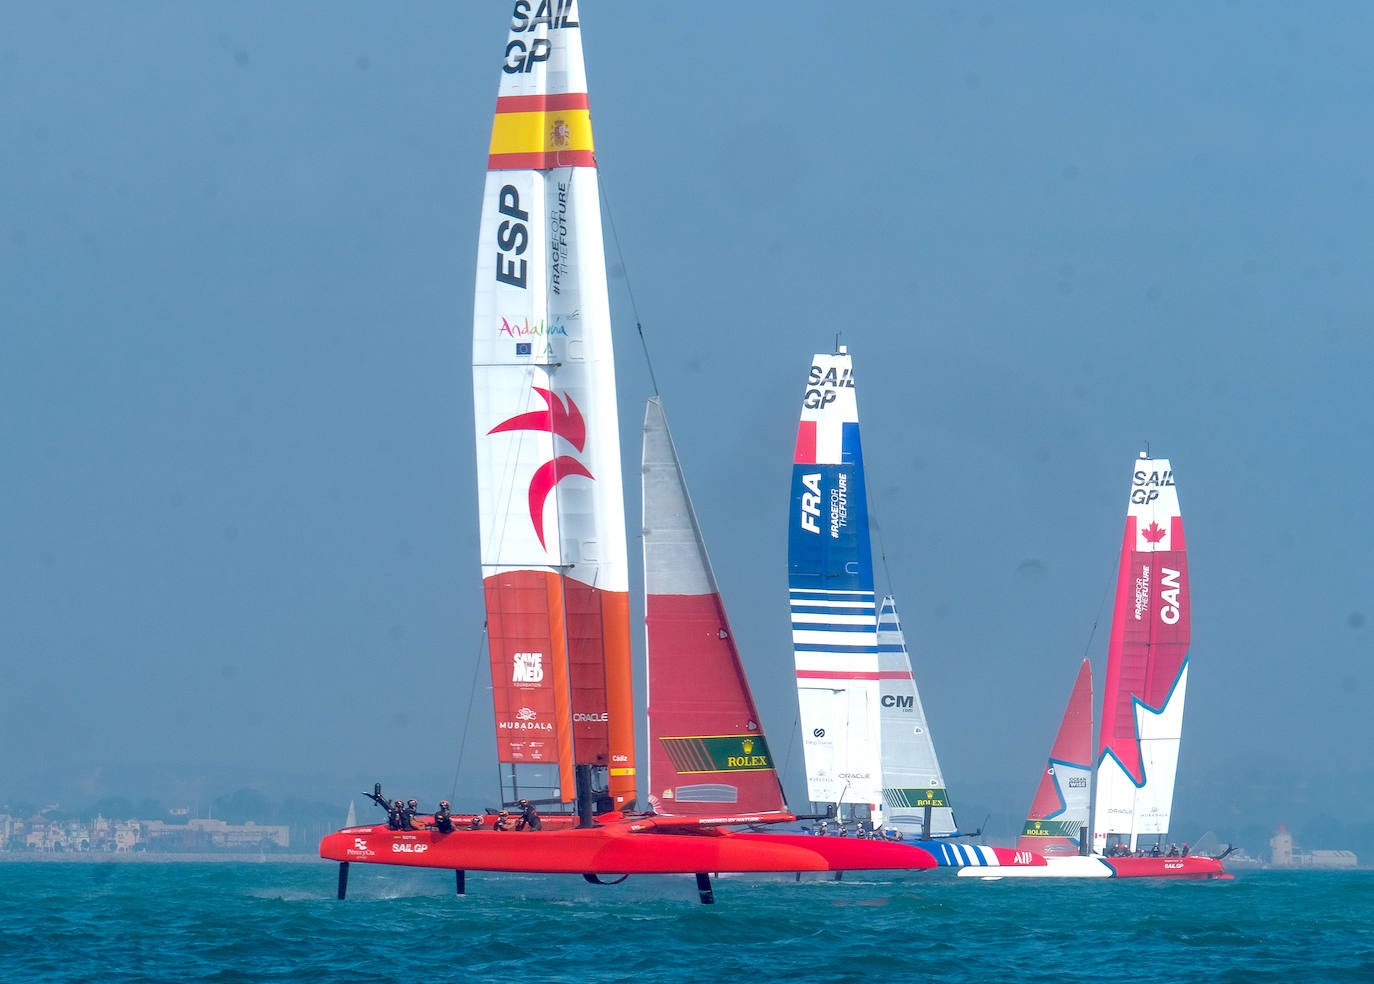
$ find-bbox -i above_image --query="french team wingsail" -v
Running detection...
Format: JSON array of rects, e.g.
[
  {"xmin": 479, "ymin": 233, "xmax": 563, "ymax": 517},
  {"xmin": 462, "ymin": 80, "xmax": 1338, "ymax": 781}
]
[{"xmin": 789, "ymin": 347, "xmax": 882, "ymax": 814}]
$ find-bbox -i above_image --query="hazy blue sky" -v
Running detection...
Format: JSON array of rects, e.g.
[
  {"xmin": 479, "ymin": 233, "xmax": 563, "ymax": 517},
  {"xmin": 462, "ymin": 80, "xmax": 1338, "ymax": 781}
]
[{"xmin": 5, "ymin": 3, "xmax": 1370, "ymax": 840}]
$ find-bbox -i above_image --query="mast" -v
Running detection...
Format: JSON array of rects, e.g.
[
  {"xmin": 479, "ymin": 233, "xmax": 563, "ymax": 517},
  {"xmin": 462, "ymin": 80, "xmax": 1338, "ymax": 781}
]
[{"xmin": 472, "ymin": 1, "xmax": 635, "ymax": 813}]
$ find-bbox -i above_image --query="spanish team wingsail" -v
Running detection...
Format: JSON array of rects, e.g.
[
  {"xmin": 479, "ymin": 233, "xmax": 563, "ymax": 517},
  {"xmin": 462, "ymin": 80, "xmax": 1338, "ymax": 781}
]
[{"xmin": 472, "ymin": 0, "xmax": 634, "ymax": 815}]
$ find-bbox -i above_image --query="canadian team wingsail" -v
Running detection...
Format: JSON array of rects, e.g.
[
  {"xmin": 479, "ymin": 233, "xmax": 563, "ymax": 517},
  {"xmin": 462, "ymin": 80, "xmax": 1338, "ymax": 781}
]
[
  {"xmin": 320, "ymin": 3, "xmax": 938, "ymax": 902},
  {"xmin": 1093, "ymin": 452, "xmax": 1191, "ymax": 854},
  {"xmin": 962, "ymin": 454, "xmax": 1227, "ymax": 879},
  {"xmin": 788, "ymin": 347, "xmax": 1042, "ymax": 869}
]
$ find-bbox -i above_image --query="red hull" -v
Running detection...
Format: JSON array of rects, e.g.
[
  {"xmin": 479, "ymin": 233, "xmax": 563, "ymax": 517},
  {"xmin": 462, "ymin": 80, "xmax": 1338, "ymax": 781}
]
[
  {"xmin": 320, "ymin": 822, "xmax": 938, "ymax": 875},
  {"xmin": 1105, "ymin": 855, "xmax": 1230, "ymax": 879}
]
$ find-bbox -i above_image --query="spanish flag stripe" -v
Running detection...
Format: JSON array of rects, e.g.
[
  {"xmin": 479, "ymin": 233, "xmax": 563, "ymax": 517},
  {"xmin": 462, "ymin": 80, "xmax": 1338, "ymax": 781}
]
[
  {"xmin": 495, "ymin": 92, "xmax": 590, "ymax": 114},
  {"xmin": 488, "ymin": 149, "xmax": 597, "ymax": 171}
]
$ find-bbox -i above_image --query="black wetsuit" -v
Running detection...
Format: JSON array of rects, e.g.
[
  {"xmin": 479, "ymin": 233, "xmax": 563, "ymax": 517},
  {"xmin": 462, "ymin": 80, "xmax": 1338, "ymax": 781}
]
[
  {"xmin": 515, "ymin": 803, "xmax": 542, "ymax": 831},
  {"xmin": 387, "ymin": 803, "xmax": 406, "ymax": 830},
  {"xmin": 433, "ymin": 806, "xmax": 455, "ymax": 833}
]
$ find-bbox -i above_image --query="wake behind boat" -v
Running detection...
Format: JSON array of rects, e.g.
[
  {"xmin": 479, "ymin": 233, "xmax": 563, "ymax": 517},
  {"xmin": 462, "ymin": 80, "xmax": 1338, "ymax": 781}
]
[
  {"xmin": 320, "ymin": 2, "xmax": 938, "ymax": 903},
  {"xmin": 960, "ymin": 453, "xmax": 1228, "ymax": 880}
]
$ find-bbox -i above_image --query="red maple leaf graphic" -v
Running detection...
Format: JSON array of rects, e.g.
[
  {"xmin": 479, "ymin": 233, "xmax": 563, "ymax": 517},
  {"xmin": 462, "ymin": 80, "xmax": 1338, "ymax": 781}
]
[
  {"xmin": 488, "ymin": 388, "xmax": 593, "ymax": 549},
  {"xmin": 1141, "ymin": 521, "xmax": 1167, "ymax": 544}
]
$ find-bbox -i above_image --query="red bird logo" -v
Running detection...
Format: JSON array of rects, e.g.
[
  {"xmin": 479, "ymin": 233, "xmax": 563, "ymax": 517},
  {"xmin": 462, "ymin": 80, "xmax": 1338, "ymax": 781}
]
[
  {"xmin": 1141, "ymin": 521, "xmax": 1167, "ymax": 544},
  {"xmin": 488, "ymin": 388, "xmax": 592, "ymax": 549}
]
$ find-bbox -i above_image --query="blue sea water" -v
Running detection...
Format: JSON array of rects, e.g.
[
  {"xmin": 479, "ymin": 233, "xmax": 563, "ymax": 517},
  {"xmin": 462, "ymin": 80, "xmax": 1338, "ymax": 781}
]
[{"xmin": 2, "ymin": 861, "xmax": 1371, "ymax": 983}]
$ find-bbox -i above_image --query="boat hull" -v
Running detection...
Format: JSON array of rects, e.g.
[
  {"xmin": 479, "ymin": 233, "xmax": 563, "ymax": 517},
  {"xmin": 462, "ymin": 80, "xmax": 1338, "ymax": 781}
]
[
  {"xmin": 956, "ymin": 854, "xmax": 1230, "ymax": 879},
  {"xmin": 909, "ymin": 841, "xmax": 1045, "ymax": 868},
  {"xmin": 320, "ymin": 823, "xmax": 938, "ymax": 875}
]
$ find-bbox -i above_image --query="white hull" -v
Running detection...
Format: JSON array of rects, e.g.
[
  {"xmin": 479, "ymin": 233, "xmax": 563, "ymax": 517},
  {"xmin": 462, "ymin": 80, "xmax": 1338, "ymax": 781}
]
[{"xmin": 956, "ymin": 856, "xmax": 1112, "ymax": 879}]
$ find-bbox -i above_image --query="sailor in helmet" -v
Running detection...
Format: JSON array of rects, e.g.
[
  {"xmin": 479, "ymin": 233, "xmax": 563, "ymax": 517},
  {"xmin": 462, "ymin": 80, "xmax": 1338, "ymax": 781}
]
[
  {"xmin": 514, "ymin": 798, "xmax": 542, "ymax": 831},
  {"xmin": 432, "ymin": 799, "xmax": 455, "ymax": 834}
]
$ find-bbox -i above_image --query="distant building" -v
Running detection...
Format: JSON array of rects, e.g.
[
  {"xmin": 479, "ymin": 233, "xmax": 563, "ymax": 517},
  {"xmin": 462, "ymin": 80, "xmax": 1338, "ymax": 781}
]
[
  {"xmin": 1270, "ymin": 824, "xmax": 1358, "ymax": 868},
  {"xmin": 1271, "ymin": 825, "xmax": 1293, "ymax": 866},
  {"xmin": 142, "ymin": 818, "xmax": 289, "ymax": 850}
]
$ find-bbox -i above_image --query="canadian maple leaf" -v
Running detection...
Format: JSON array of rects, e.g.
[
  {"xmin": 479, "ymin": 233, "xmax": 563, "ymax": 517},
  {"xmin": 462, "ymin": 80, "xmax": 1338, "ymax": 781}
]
[{"xmin": 1141, "ymin": 521, "xmax": 1167, "ymax": 544}]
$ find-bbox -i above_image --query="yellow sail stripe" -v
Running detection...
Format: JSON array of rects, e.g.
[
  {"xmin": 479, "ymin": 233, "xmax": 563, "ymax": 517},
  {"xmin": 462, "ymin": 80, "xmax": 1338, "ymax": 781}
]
[{"xmin": 489, "ymin": 109, "xmax": 594, "ymax": 163}]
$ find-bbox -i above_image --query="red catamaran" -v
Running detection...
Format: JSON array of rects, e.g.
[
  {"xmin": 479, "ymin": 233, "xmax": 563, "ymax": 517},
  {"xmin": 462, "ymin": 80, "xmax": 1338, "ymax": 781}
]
[{"xmin": 319, "ymin": 1, "xmax": 937, "ymax": 902}]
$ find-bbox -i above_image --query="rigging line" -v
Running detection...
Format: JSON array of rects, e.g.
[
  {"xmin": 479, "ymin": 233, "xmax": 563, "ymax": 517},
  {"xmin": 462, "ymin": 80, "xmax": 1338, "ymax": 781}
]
[
  {"xmin": 782, "ymin": 713, "xmax": 800, "ymax": 801},
  {"xmin": 598, "ymin": 162, "xmax": 660, "ymax": 396},
  {"xmin": 1079, "ymin": 556, "xmax": 1117, "ymax": 664},
  {"xmin": 870, "ymin": 482, "xmax": 897, "ymax": 600},
  {"xmin": 451, "ymin": 621, "xmax": 492, "ymax": 804}
]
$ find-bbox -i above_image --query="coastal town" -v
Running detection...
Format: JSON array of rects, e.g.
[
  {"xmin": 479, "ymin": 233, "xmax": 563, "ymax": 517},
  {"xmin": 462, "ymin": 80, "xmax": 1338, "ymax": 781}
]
[{"xmin": 0, "ymin": 810, "xmax": 290, "ymax": 855}]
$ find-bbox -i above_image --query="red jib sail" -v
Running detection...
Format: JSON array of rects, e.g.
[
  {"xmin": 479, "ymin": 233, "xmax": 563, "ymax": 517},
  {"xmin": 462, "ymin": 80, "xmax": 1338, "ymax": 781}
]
[
  {"xmin": 1017, "ymin": 658, "xmax": 1093, "ymax": 856},
  {"xmin": 642, "ymin": 397, "xmax": 790, "ymax": 820}
]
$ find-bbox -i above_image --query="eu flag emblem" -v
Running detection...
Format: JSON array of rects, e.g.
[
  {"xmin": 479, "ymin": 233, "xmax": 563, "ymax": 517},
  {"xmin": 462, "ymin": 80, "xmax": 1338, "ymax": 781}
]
[{"xmin": 516, "ymin": 343, "xmax": 531, "ymax": 356}]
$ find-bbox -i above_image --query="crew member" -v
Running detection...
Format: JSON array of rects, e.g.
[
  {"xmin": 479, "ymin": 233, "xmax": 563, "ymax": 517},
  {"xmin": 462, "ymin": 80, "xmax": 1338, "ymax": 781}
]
[
  {"xmin": 514, "ymin": 798, "xmax": 542, "ymax": 831},
  {"xmin": 432, "ymin": 800, "xmax": 455, "ymax": 833}
]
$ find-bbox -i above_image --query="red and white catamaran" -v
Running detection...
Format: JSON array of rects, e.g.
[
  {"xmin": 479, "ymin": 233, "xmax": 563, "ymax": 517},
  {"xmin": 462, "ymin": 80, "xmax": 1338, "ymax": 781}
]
[{"xmin": 961, "ymin": 453, "xmax": 1229, "ymax": 879}]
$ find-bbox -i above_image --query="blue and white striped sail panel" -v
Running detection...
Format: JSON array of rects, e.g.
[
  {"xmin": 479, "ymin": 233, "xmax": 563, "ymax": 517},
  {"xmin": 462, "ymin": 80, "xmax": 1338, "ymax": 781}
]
[{"xmin": 790, "ymin": 348, "xmax": 881, "ymax": 807}]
